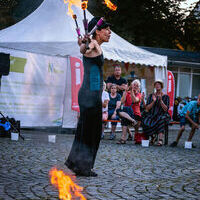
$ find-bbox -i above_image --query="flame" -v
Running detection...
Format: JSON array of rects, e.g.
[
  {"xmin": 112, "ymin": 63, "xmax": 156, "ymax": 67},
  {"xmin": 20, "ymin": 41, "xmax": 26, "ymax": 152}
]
[
  {"xmin": 81, "ymin": 0, "xmax": 88, "ymax": 10},
  {"xmin": 104, "ymin": 0, "xmax": 117, "ymax": 11},
  {"xmin": 63, "ymin": 0, "xmax": 81, "ymax": 16},
  {"xmin": 49, "ymin": 168, "xmax": 86, "ymax": 200}
]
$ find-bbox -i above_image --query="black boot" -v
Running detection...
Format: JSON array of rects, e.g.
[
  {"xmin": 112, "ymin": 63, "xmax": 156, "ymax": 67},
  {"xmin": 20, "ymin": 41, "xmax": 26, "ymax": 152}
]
[{"xmin": 75, "ymin": 170, "xmax": 98, "ymax": 177}]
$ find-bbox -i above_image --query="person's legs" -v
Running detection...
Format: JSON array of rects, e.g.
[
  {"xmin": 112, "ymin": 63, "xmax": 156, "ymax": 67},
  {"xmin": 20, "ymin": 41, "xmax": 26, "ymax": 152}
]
[
  {"xmin": 117, "ymin": 125, "xmax": 127, "ymax": 144},
  {"xmin": 133, "ymin": 121, "xmax": 140, "ymax": 143},
  {"xmin": 127, "ymin": 127, "xmax": 133, "ymax": 141},
  {"xmin": 66, "ymin": 106, "xmax": 100, "ymax": 177},
  {"xmin": 170, "ymin": 126, "xmax": 185, "ymax": 147},
  {"xmin": 110, "ymin": 124, "xmax": 117, "ymax": 140},
  {"xmin": 121, "ymin": 126, "xmax": 127, "ymax": 141},
  {"xmin": 187, "ymin": 125, "xmax": 197, "ymax": 148},
  {"xmin": 102, "ymin": 112, "xmax": 108, "ymax": 139},
  {"xmin": 108, "ymin": 109, "xmax": 117, "ymax": 139},
  {"xmin": 111, "ymin": 124, "xmax": 116, "ymax": 133},
  {"xmin": 116, "ymin": 117, "xmax": 130, "ymax": 144},
  {"xmin": 176, "ymin": 126, "xmax": 185, "ymax": 143},
  {"xmin": 187, "ymin": 125, "xmax": 197, "ymax": 142},
  {"xmin": 118, "ymin": 111, "xmax": 136, "ymax": 125},
  {"xmin": 157, "ymin": 132, "xmax": 164, "ymax": 146},
  {"xmin": 187, "ymin": 117, "xmax": 198, "ymax": 143},
  {"xmin": 134, "ymin": 121, "xmax": 140, "ymax": 134},
  {"xmin": 170, "ymin": 116, "xmax": 186, "ymax": 147}
]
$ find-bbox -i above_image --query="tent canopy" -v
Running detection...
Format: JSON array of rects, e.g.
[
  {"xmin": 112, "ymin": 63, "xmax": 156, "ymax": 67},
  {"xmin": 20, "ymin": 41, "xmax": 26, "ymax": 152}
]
[{"xmin": 0, "ymin": 0, "xmax": 167, "ymax": 67}]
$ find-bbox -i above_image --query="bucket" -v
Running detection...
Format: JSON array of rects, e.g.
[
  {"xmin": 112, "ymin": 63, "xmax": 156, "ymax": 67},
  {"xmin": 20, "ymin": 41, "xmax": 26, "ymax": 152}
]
[
  {"xmin": 48, "ymin": 135, "xmax": 56, "ymax": 143},
  {"xmin": 11, "ymin": 132, "xmax": 19, "ymax": 141},
  {"xmin": 141, "ymin": 140, "xmax": 149, "ymax": 147},
  {"xmin": 185, "ymin": 141, "xmax": 192, "ymax": 149}
]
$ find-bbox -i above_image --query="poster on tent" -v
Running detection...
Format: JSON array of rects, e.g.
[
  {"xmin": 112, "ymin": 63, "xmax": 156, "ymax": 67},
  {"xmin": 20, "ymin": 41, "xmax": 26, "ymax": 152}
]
[
  {"xmin": 0, "ymin": 48, "xmax": 67, "ymax": 127},
  {"xmin": 70, "ymin": 56, "xmax": 84, "ymax": 112},
  {"xmin": 167, "ymin": 70, "xmax": 175, "ymax": 118}
]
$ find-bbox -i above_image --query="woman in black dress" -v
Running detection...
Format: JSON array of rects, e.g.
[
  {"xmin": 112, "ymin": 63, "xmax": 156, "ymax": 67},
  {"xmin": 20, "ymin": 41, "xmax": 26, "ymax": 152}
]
[{"xmin": 65, "ymin": 17, "xmax": 111, "ymax": 176}]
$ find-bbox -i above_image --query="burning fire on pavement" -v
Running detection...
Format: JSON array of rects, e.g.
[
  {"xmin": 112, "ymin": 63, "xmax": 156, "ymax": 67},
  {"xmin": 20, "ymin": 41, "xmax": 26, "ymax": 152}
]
[{"xmin": 49, "ymin": 168, "xmax": 86, "ymax": 200}]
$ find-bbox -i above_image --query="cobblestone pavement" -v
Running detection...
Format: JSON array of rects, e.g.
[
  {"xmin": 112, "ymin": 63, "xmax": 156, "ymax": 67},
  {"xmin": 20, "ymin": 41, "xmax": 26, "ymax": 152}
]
[{"xmin": 0, "ymin": 128, "xmax": 200, "ymax": 200}]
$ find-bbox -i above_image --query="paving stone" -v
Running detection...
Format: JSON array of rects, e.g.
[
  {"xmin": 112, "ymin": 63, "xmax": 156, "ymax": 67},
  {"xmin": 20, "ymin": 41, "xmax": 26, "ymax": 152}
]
[{"xmin": 0, "ymin": 129, "xmax": 200, "ymax": 199}]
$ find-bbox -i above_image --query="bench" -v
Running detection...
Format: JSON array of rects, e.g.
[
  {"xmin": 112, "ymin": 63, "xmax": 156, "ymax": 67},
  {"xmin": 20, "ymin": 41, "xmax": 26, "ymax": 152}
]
[
  {"xmin": 103, "ymin": 119, "xmax": 121, "ymax": 123},
  {"xmin": 103, "ymin": 119, "xmax": 121, "ymax": 133},
  {"xmin": 103, "ymin": 119, "xmax": 180, "ymax": 146}
]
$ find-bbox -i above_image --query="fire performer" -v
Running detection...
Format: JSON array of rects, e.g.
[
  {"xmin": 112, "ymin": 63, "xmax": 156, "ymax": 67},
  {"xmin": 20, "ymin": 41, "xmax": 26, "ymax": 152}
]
[{"xmin": 65, "ymin": 17, "xmax": 111, "ymax": 177}]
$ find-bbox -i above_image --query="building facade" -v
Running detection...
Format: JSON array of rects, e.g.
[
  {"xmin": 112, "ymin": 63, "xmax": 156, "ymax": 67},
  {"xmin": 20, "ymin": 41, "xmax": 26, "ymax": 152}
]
[{"xmin": 141, "ymin": 47, "xmax": 200, "ymax": 99}]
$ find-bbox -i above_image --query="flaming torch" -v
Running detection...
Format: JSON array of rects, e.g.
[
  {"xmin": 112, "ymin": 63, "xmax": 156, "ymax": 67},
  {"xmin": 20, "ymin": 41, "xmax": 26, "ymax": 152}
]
[
  {"xmin": 88, "ymin": 17, "xmax": 104, "ymax": 35},
  {"xmin": 72, "ymin": 14, "xmax": 81, "ymax": 37},
  {"xmin": 104, "ymin": 0, "xmax": 117, "ymax": 11},
  {"xmin": 81, "ymin": 0, "xmax": 88, "ymax": 35},
  {"xmin": 81, "ymin": 0, "xmax": 90, "ymax": 49},
  {"xmin": 81, "ymin": 0, "xmax": 88, "ymax": 32}
]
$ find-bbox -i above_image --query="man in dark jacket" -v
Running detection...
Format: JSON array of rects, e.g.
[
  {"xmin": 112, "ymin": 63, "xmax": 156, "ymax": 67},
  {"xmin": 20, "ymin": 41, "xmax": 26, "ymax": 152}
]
[{"xmin": 106, "ymin": 65, "xmax": 127, "ymax": 96}]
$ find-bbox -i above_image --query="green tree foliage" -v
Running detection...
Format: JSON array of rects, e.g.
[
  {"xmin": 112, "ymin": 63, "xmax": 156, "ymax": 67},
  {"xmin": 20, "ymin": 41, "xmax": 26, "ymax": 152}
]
[
  {"xmin": 0, "ymin": 0, "xmax": 198, "ymax": 52},
  {"xmin": 183, "ymin": 1, "xmax": 200, "ymax": 51},
  {"xmin": 0, "ymin": 0, "xmax": 18, "ymax": 30},
  {"xmin": 0, "ymin": 0, "xmax": 43, "ymax": 30},
  {"xmin": 88, "ymin": 0, "xmax": 187, "ymax": 49},
  {"xmin": 12, "ymin": 0, "xmax": 43, "ymax": 22}
]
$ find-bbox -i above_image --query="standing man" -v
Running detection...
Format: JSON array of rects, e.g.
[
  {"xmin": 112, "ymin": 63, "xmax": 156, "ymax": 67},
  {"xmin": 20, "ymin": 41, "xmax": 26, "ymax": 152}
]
[
  {"xmin": 106, "ymin": 65, "xmax": 127, "ymax": 96},
  {"xmin": 170, "ymin": 94, "xmax": 200, "ymax": 148}
]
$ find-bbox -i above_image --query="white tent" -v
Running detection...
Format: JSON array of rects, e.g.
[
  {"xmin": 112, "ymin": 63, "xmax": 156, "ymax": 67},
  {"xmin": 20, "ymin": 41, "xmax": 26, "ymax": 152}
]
[
  {"xmin": 0, "ymin": 0, "xmax": 167, "ymax": 128},
  {"xmin": 0, "ymin": 0, "xmax": 167, "ymax": 66}
]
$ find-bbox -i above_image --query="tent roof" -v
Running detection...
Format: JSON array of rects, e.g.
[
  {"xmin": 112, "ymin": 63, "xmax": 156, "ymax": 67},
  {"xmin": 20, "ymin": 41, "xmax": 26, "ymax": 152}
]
[{"xmin": 0, "ymin": 0, "xmax": 167, "ymax": 67}]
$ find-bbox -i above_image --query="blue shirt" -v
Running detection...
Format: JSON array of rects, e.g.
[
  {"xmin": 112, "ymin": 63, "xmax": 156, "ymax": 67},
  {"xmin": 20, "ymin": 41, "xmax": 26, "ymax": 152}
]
[{"xmin": 179, "ymin": 101, "xmax": 200, "ymax": 119}]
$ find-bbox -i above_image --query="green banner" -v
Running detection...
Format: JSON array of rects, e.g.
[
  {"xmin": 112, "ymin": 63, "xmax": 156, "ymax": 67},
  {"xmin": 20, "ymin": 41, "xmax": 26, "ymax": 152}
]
[{"xmin": 10, "ymin": 56, "xmax": 27, "ymax": 73}]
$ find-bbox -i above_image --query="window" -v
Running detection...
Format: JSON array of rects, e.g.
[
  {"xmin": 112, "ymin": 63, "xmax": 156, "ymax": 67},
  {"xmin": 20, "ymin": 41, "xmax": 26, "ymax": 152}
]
[
  {"xmin": 192, "ymin": 75, "xmax": 200, "ymax": 97},
  {"xmin": 168, "ymin": 66, "xmax": 178, "ymax": 72},
  {"xmin": 193, "ymin": 68, "xmax": 200, "ymax": 74},
  {"xmin": 179, "ymin": 73, "xmax": 191, "ymax": 98},
  {"xmin": 180, "ymin": 68, "xmax": 191, "ymax": 73}
]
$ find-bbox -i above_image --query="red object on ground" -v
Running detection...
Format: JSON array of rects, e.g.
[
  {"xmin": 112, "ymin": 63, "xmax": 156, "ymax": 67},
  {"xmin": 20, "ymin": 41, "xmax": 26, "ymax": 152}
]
[{"xmin": 134, "ymin": 132, "xmax": 148, "ymax": 144}]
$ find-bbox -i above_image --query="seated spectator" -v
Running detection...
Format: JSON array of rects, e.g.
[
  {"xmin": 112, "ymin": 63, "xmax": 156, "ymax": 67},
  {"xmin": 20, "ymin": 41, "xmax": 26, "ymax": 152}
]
[
  {"xmin": 116, "ymin": 79, "xmax": 142, "ymax": 144},
  {"xmin": 102, "ymin": 81, "xmax": 110, "ymax": 139},
  {"xmin": 107, "ymin": 84, "xmax": 121, "ymax": 140},
  {"xmin": 106, "ymin": 65, "xmax": 127, "ymax": 96},
  {"xmin": 178, "ymin": 99, "xmax": 187, "ymax": 115},
  {"xmin": 133, "ymin": 91, "xmax": 147, "ymax": 144},
  {"xmin": 124, "ymin": 83, "xmax": 134, "ymax": 141},
  {"xmin": 140, "ymin": 92, "xmax": 146, "ymax": 116},
  {"xmin": 170, "ymin": 94, "xmax": 200, "ymax": 148},
  {"xmin": 142, "ymin": 80, "xmax": 170, "ymax": 146},
  {"xmin": 193, "ymin": 96, "xmax": 198, "ymax": 101}
]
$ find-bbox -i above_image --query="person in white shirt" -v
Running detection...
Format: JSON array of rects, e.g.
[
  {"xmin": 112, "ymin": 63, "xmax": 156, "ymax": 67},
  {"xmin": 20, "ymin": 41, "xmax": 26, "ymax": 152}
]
[{"xmin": 102, "ymin": 81, "xmax": 110, "ymax": 138}]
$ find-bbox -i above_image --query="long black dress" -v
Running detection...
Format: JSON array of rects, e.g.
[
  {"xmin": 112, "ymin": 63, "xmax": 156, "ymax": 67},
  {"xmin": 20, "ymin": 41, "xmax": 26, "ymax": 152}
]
[
  {"xmin": 66, "ymin": 54, "xmax": 103, "ymax": 175},
  {"xmin": 142, "ymin": 94, "xmax": 170, "ymax": 136}
]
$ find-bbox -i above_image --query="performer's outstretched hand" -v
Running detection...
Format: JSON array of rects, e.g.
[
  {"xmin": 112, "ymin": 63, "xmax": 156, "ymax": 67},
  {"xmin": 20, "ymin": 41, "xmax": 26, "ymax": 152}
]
[
  {"xmin": 78, "ymin": 35, "xmax": 91, "ymax": 46},
  {"xmin": 77, "ymin": 37, "xmax": 82, "ymax": 46}
]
